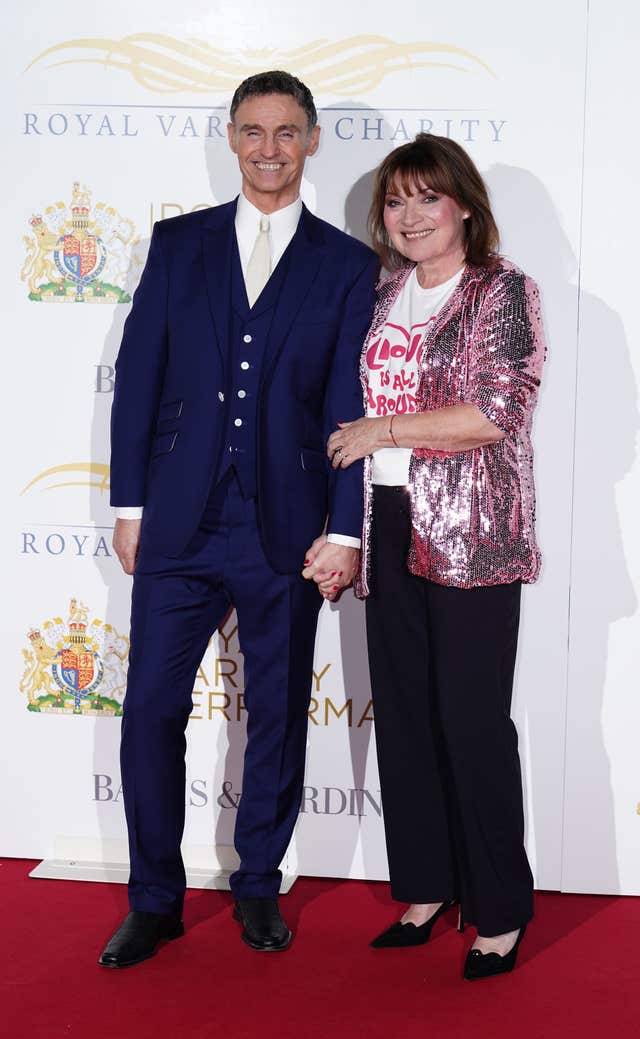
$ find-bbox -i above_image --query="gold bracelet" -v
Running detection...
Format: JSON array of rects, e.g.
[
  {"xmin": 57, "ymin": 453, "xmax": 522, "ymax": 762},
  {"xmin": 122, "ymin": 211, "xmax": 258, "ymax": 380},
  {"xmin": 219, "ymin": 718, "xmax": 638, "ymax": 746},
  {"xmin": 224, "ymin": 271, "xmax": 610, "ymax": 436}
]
[{"xmin": 389, "ymin": 414, "xmax": 399, "ymax": 447}]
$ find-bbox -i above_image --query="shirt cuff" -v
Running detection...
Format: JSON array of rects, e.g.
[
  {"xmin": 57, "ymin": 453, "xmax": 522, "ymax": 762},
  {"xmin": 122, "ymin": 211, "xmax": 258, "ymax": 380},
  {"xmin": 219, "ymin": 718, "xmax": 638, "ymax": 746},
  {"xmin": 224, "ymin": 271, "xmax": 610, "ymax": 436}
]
[
  {"xmin": 327, "ymin": 533, "xmax": 361, "ymax": 550},
  {"xmin": 115, "ymin": 506, "xmax": 144, "ymax": 520}
]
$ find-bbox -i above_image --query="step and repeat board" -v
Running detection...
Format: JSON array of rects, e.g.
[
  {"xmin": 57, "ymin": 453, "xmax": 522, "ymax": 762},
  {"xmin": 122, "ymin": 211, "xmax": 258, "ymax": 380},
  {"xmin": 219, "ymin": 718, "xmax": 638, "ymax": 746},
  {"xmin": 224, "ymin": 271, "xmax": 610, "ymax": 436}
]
[{"xmin": 3, "ymin": 0, "xmax": 638, "ymax": 895}]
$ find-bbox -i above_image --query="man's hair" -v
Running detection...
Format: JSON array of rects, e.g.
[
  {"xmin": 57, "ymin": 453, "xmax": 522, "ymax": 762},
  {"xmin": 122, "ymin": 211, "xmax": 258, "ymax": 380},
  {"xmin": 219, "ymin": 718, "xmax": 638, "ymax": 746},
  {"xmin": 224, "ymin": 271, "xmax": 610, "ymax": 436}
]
[
  {"xmin": 369, "ymin": 133, "xmax": 500, "ymax": 270},
  {"xmin": 230, "ymin": 70, "xmax": 318, "ymax": 130}
]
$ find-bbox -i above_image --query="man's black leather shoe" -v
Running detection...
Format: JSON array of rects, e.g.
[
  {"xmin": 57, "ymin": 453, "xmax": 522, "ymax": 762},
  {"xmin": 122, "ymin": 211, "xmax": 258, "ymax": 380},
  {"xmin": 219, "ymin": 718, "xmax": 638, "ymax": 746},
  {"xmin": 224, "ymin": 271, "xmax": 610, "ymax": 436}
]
[
  {"xmin": 233, "ymin": 897, "xmax": 292, "ymax": 951},
  {"xmin": 98, "ymin": 910, "xmax": 184, "ymax": 968}
]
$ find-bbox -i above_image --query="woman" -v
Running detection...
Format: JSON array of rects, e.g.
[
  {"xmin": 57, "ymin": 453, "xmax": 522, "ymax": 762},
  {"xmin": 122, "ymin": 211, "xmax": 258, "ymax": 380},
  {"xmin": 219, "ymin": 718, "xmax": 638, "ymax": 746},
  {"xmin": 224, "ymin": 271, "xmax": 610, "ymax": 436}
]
[{"xmin": 325, "ymin": 134, "xmax": 545, "ymax": 979}]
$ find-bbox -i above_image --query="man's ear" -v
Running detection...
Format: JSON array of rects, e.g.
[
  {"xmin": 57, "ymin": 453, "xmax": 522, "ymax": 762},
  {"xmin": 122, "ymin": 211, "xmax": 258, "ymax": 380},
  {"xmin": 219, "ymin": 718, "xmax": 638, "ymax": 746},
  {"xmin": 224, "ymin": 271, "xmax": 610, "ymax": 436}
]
[
  {"xmin": 306, "ymin": 124, "xmax": 321, "ymax": 158},
  {"xmin": 227, "ymin": 121, "xmax": 238, "ymax": 154}
]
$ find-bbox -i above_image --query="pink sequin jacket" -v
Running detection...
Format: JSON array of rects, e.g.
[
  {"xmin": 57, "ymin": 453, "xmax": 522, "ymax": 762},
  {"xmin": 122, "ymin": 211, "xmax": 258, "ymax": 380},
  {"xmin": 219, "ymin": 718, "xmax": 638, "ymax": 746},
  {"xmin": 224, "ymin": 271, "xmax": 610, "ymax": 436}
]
[{"xmin": 355, "ymin": 259, "xmax": 546, "ymax": 596}]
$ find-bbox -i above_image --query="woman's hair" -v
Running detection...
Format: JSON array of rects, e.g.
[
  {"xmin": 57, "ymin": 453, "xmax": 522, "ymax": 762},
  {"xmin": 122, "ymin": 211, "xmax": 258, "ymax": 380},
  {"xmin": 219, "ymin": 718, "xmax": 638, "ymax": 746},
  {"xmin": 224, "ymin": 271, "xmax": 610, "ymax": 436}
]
[{"xmin": 368, "ymin": 133, "xmax": 500, "ymax": 270}]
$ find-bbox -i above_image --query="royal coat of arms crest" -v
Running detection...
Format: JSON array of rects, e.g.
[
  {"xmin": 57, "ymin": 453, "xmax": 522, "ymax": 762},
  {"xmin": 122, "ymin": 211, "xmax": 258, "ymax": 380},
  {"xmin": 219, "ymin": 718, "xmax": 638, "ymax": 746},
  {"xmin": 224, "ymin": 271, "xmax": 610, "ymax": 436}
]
[
  {"xmin": 21, "ymin": 598, "xmax": 129, "ymax": 715},
  {"xmin": 21, "ymin": 182, "xmax": 141, "ymax": 303}
]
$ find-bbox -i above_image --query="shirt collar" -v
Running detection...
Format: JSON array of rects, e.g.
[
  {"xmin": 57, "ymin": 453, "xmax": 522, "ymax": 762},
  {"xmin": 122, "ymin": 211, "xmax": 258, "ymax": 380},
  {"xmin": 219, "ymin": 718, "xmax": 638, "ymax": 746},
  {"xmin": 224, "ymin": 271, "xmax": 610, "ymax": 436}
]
[{"xmin": 236, "ymin": 192, "xmax": 302, "ymax": 238}]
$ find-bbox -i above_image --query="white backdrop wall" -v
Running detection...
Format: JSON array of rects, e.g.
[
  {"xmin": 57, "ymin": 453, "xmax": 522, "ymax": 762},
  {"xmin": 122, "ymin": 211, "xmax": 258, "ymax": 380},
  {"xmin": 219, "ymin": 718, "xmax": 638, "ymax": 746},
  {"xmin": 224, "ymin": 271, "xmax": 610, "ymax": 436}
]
[
  {"xmin": 2, "ymin": 0, "xmax": 637, "ymax": 895},
  {"xmin": 563, "ymin": 2, "xmax": 640, "ymax": 895}
]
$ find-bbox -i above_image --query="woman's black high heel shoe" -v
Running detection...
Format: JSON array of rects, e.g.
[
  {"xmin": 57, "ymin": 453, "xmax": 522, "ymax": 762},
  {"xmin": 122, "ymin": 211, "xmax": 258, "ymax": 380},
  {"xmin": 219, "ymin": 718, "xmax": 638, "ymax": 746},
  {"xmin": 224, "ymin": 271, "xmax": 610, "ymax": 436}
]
[
  {"xmin": 463, "ymin": 925, "xmax": 527, "ymax": 980},
  {"xmin": 370, "ymin": 900, "xmax": 456, "ymax": 949}
]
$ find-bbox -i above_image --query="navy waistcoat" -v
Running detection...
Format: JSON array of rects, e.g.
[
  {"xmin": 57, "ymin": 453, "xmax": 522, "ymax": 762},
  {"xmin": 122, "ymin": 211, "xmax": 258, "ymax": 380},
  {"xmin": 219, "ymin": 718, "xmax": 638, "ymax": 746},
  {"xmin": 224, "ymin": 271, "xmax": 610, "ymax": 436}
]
[{"xmin": 218, "ymin": 237, "xmax": 291, "ymax": 499}]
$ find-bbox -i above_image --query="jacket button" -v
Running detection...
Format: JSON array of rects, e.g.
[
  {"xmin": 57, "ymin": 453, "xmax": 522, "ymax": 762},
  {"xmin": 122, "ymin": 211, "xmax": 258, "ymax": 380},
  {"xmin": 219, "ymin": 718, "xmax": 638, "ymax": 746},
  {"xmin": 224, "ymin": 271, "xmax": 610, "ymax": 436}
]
[
  {"xmin": 237, "ymin": 390, "xmax": 246, "ymax": 398},
  {"xmin": 243, "ymin": 334, "xmax": 253, "ymax": 343},
  {"xmin": 234, "ymin": 418, "xmax": 243, "ymax": 427},
  {"xmin": 240, "ymin": 361, "xmax": 249, "ymax": 370},
  {"xmin": 218, "ymin": 391, "xmax": 224, "ymax": 402}
]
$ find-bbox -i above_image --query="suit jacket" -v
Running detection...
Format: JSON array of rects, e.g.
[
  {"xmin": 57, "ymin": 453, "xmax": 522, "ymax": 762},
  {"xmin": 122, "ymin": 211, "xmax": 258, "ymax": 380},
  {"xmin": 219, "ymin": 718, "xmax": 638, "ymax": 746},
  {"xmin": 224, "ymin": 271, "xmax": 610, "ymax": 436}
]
[{"xmin": 110, "ymin": 199, "xmax": 378, "ymax": 571}]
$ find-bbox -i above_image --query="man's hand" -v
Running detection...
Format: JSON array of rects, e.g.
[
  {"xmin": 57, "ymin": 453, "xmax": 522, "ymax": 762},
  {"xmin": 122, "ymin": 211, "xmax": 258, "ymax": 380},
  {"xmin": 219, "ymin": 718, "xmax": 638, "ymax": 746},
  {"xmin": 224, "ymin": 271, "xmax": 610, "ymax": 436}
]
[
  {"xmin": 302, "ymin": 534, "xmax": 327, "ymax": 574},
  {"xmin": 113, "ymin": 518, "xmax": 142, "ymax": 575},
  {"xmin": 302, "ymin": 538, "xmax": 359, "ymax": 601}
]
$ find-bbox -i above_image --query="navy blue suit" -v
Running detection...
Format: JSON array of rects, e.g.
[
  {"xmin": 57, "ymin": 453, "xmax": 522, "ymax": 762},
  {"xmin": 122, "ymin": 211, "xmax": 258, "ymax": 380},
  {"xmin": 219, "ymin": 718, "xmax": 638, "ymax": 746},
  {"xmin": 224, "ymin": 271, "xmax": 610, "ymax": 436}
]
[{"xmin": 110, "ymin": 199, "xmax": 377, "ymax": 912}]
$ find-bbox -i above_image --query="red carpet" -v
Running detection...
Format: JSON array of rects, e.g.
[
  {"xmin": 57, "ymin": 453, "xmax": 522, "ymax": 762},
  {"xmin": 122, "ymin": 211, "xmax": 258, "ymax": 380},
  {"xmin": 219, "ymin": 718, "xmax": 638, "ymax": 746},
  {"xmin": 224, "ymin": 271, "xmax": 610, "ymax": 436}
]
[{"xmin": 2, "ymin": 858, "xmax": 639, "ymax": 1039}]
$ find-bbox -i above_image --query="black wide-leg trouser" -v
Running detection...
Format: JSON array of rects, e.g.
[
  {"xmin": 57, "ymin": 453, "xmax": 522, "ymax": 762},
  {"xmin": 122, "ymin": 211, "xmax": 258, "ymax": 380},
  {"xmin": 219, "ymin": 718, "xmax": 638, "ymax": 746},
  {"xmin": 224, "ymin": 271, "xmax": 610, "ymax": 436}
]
[{"xmin": 365, "ymin": 485, "xmax": 534, "ymax": 937}]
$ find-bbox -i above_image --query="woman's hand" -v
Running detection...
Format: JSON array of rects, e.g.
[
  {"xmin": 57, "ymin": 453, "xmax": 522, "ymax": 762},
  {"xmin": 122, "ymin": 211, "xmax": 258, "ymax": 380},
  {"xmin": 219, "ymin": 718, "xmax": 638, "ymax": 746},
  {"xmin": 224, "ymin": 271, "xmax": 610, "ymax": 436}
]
[
  {"xmin": 301, "ymin": 534, "xmax": 360, "ymax": 601},
  {"xmin": 327, "ymin": 417, "xmax": 388, "ymax": 469}
]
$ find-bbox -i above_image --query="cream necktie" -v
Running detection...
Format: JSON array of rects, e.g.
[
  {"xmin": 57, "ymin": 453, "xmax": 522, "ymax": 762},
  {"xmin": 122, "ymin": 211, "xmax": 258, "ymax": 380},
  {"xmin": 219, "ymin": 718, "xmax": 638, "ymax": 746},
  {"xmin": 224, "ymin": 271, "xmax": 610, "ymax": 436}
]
[{"xmin": 245, "ymin": 214, "xmax": 272, "ymax": 308}]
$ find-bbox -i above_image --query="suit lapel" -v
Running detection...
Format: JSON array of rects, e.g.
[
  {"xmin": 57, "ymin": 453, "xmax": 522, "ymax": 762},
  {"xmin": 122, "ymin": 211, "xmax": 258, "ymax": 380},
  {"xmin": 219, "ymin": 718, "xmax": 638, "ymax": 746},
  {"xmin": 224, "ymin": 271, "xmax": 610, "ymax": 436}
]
[
  {"xmin": 201, "ymin": 199, "xmax": 238, "ymax": 368},
  {"xmin": 262, "ymin": 205, "xmax": 324, "ymax": 374}
]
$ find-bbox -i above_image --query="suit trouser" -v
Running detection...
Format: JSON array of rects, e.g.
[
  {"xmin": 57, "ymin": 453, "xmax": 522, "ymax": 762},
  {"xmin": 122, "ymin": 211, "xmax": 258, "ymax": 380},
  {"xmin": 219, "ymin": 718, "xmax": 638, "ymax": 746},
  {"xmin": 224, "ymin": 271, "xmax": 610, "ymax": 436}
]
[
  {"xmin": 120, "ymin": 471, "xmax": 322, "ymax": 914},
  {"xmin": 365, "ymin": 485, "xmax": 534, "ymax": 936}
]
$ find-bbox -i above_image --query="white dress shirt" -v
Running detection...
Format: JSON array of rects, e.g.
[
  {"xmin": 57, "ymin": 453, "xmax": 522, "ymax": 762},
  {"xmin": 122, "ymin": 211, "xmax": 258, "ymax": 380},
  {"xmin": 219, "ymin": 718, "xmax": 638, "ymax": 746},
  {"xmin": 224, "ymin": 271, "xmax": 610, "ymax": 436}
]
[
  {"xmin": 235, "ymin": 192, "xmax": 301, "ymax": 278},
  {"xmin": 116, "ymin": 193, "xmax": 360, "ymax": 549}
]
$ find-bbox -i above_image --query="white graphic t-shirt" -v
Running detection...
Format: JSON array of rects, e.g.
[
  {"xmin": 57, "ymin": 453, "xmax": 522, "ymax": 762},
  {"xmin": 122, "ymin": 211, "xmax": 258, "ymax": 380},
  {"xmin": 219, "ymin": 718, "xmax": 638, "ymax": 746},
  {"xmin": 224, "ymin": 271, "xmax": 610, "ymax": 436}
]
[{"xmin": 366, "ymin": 266, "xmax": 464, "ymax": 485}]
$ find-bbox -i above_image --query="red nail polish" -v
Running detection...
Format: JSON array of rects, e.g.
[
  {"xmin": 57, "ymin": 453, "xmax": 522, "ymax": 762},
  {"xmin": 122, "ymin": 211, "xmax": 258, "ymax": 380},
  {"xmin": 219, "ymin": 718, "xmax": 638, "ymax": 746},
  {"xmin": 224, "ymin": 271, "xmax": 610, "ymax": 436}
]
[
  {"xmin": 332, "ymin": 585, "xmax": 339, "ymax": 590},
  {"xmin": 304, "ymin": 559, "xmax": 310, "ymax": 565},
  {"xmin": 339, "ymin": 571, "xmax": 343, "ymax": 576}
]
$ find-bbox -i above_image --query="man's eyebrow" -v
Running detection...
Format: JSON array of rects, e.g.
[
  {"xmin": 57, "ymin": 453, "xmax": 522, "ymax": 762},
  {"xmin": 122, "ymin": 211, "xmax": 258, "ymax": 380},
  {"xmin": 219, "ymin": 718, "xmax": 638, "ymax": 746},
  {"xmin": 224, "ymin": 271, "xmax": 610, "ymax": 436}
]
[{"xmin": 239, "ymin": 122, "xmax": 303, "ymax": 133}]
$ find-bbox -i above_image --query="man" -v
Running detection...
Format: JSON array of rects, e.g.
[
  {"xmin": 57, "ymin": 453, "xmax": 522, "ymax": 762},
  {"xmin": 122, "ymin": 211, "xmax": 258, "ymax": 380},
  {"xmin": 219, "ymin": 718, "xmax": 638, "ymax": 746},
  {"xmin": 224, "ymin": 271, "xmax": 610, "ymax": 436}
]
[{"xmin": 99, "ymin": 71, "xmax": 377, "ymax": 967}]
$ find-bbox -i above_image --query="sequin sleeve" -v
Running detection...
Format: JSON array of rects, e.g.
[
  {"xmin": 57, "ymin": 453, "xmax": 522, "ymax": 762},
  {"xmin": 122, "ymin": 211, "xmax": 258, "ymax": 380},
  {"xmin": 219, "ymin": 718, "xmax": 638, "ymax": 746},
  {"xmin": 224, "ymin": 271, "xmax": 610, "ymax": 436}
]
[{"xmin": 466, "ymin": 270, "xmax": 546, "ymax": 437}]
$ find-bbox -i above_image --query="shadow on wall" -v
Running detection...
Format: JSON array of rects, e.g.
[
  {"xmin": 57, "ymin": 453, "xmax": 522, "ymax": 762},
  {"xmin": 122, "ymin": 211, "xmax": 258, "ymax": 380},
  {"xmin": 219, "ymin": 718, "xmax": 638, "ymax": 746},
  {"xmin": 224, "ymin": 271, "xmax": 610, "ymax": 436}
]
[
  {"xmin": 486, "ymin": 162, "xmax": 578, "ymax": 890},
  {"xmin": 565, "ymin": 284, "xmax": 638, "ymax": 888},
  {"xmin": 486, "ymin": 164, "xmax": 637, "ymax": 894},
  {"xmin": 568, "ymin": 246, "xmax": 637, "ymax": 893},
  {"xmin": 314, "ymin": 101, "xmax": 395, "ymax": 241},
  {"xmin": 203, "ymin": 102, "xmax": 238, "ymax": 206}
]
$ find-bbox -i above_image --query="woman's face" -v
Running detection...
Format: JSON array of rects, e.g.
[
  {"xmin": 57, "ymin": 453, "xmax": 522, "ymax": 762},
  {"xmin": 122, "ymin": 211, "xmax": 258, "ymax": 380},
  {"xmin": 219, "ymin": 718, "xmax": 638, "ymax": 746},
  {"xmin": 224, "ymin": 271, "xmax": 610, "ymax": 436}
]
[{"xmin": 383, "ymin": 180, "xmax": 470, "ymax": 268}]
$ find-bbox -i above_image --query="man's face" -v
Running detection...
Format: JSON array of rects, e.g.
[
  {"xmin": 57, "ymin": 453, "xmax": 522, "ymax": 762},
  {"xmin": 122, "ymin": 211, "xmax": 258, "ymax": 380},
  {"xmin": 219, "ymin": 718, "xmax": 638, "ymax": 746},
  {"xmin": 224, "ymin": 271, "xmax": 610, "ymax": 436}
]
[{"xmin": 227, "ymin": 93, "xmax": 320, "ymax": 212}]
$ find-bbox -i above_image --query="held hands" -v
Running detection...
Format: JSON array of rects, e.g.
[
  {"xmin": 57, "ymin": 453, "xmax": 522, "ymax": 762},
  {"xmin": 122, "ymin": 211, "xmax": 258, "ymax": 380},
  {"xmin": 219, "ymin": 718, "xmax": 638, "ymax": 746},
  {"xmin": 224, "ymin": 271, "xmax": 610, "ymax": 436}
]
[
  {"xmin": 302, "ymin": 535, "xmax": 360, "ymax": 601},
  {"xmin": 327, "ymin": 417, "xmax": 389, "ymax": 469},
  {"xmin": 302, "ymin": 417, "xmax": 386, "ymax": 597},
  {"xmin": 113, "ymin": 518, "xmax": 142, "ymax": 575}
]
